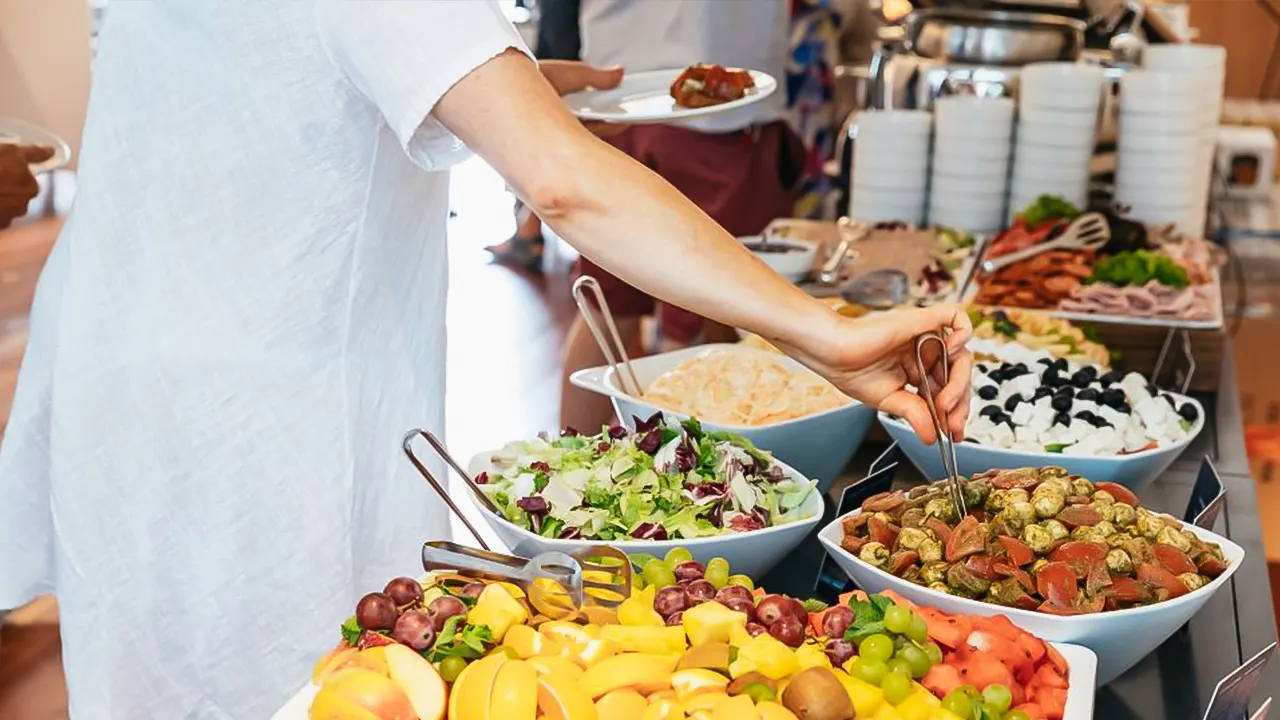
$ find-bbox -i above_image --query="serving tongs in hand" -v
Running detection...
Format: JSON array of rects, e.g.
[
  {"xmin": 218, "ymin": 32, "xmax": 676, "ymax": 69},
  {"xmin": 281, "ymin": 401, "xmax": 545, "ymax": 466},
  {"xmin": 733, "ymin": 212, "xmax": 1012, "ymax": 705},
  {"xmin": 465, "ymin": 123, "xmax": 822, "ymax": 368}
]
[
  {"xmin": 573, "ymin": 275, "xmax": 643, "ymax": 398},
  {"xmin": 914, "ymin": 333, "xmax": 967, "ymax": 519},
  {"xmin": 402, "ymin": 428, "xmax": 632, "ymax": 619}
]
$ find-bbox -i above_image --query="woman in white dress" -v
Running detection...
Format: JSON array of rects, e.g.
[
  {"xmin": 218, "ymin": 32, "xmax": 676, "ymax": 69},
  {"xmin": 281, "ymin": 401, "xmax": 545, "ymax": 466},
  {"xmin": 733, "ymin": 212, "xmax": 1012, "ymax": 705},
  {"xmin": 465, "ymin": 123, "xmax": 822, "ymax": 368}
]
[{"xmin": 0, "ymin": 2, "xmax": 972, "ymax": 718}]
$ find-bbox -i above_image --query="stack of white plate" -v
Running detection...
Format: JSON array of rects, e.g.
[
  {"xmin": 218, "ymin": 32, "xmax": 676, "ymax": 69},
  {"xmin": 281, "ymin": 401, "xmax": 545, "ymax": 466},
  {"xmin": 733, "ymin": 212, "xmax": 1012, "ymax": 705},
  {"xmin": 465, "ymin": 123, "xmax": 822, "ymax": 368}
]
[
  {"xmin": 1142, "ymin": 44, "xmax": 1226, "ymax": 235},
  {"xmin": 930, "ymin": 97, "xmax": 1014, "ymax": 233},
  {"xmin": 1116, "ymin": 71, "xmax": 1202, "ymax": 231},
  {"xmin": 1010, "ymin": 63, "xmax": 1103, "ymax": 217},
  {"xmin": 850, "ymin": 110, "xmax": 932, "ymax": 225}
]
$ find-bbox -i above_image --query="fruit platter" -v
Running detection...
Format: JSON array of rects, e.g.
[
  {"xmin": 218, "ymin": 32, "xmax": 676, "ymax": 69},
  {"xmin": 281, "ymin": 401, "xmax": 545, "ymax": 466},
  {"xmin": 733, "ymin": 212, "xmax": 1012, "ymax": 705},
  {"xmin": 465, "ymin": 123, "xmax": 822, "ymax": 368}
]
[
  {"xmin": 278, "ymin": 548, "xmax": 1096, "ymax": 720},
  {"xmin": 965, "ymin": 197, "xmax": 1224, "ymax": 329},
  {"xmin": 817, "ymin": 469, "xmax": 1244, "ymax": 683}
]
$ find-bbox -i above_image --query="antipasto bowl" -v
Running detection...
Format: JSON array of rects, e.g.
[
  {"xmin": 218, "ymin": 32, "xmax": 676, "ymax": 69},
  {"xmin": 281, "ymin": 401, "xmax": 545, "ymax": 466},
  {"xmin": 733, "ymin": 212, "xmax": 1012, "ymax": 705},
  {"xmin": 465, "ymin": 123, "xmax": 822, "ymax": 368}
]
[
  {"xmin": 818, "ymin": 507, "xmax": 1243, "ymax": 685},
  {"xmin": 570, "ymin": 344, "xmax": 877, "ymax": 486},
  {"xmin": 466, "ymin": 450, "xmax": 826, "ymax": 580},
  {"xmin": 879, "ymin": 393, "xmax": 1204, "ymax": 492}
]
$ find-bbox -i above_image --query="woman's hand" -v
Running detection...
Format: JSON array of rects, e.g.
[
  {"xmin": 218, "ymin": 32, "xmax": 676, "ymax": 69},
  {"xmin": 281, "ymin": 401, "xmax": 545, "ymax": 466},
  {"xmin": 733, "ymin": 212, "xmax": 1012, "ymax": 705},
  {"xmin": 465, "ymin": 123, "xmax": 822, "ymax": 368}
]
[
  {"xmin": 0, "ymin": 144, "xmax": 40, "ymax": 230},
  {"xmin": 782, "ymin": 304, "xmax": 974, "ymax": 444}
]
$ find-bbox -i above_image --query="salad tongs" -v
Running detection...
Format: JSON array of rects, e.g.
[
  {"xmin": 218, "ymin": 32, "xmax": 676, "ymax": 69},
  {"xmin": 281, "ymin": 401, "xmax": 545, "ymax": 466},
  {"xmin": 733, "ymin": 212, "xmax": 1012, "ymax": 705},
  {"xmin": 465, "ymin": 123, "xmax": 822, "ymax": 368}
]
[
  {"xmin": 573, "ymin": 275, "xmax": 645, "ymax": 397},
  {"xmin": 914, "ymin": 333, "xmax": 967, "ymax": 519}
]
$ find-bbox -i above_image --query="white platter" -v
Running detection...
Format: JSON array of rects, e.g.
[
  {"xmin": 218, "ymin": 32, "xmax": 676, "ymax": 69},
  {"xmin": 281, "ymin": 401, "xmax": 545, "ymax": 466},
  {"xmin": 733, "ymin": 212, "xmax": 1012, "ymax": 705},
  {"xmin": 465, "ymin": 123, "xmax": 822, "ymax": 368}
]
[
  {"xmin": 819, "ymin": 508, "xmax": 1243, "ymax": 685},
  {"xmin": 562, "ymin": 68, "xmax": 777, "ymax": 124},
  {"xmin": 0, "ymin": 117, "xmax": 70, "ymax": 173}
]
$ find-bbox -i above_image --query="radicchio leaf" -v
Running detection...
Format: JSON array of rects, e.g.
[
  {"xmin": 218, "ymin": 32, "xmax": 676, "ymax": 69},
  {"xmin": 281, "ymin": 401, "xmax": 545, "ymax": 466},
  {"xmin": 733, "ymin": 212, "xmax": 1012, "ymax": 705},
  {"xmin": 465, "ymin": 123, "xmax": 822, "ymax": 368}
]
[
  {"xmin": 561, "ymin": 426, "xmax": 581, "ymax": 437},
  {"xmin": 558, "ymin": 527, "xmax": 582, "ymax": 540},
  {"xmin": 529, "ymin": 461, "xmax": 551, "ymax": 474},
  {"xmin": 631, "ymin": 522, "xmax": 668, "ymax": 540},
  {"xmin": 636, "ymin": 429, "xmax": 662, "ymax": 455},
  {"xmin": 684, "ymin": 481, "xmax": 726, "ymax": 501},
  {"xmin": 675, "ymin": 437, "xmax": 697, "ymax": 473},
  {"xmin": 607, "ymin": 425, "xmax": 627, "ymax": 439},
  {"xmin": 727, "ymin": 513, "xmax": 766, "ymax": 532},
  {"xmin": 596, "ymin": 441, "xmax": 612, "ymax": 452},
  {"xmin": 474, "ymin": 472, "xmax": 489, "ymax": 485},
  {"xmin": 516, "ymin": 496, "xmax": 549, "ymax": 515},
  {"xmin": 633, "ymin": 412, "xmax": 664, "ymax": 434}
]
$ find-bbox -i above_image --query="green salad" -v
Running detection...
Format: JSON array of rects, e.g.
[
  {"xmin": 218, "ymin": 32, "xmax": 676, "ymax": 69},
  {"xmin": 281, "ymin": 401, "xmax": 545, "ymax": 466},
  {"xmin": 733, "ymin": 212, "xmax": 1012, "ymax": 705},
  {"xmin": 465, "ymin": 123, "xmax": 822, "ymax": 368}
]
[{"xmin": 475, "ymin": 414, "xmax": 819, "ymax": 541}]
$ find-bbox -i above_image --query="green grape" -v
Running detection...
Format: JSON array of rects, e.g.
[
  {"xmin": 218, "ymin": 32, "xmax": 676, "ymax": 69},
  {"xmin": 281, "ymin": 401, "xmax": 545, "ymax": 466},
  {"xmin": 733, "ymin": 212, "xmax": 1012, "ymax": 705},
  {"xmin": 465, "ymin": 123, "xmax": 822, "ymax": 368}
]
[
  {"xmin": 438, "ymin": 656, "xmax": 467, "ymax": 683},
  {"xmin": 704, "ymin": 566, "xmax": 730, "ymax": 590},
  {"xmin": 982, "ymin": 684, "xmax": 1012, "ymax": 713},
  {"xmin": 884, "ymin": 604, "xmax": 912, "ymax": 634},
  {"xmin": 941, "ymin": 691, "xmax": 973, "ymax": 719},
  {"xmin": 706, "ymin": 557, "xmax": 730, "ymax": 574},
  {"xmin": 664, "ymin": 547, "xmax": 693, "ymax": 569},
  {"xmin": 897, "ymin": 644, "xmax": 931, "ymax": 679},
  {"xmin": 643, "ymin": 559, "xmax": 677, "ymax": 589},
  {"xmin": 923, "ymin": 641, "xmax": 944, "ymax": 666},
  {"xmin": 849, "ymin": 657, "xmax": 890, "ymax": 685},
  {"xmin": 631, "ymin": 573, "xmax": 646, "ymax": 591},
  {"xmin": 886, "ymin": 658, "xmax": 913, "ymax": 679},
  {"xmin": 906, "ymin": 613, "xmax": 929, "ymax": 644},
  {"xmin": 726, "ymin": 574, "xmax": 754, "ymax": 590},
  {"xmin": 954, "ymin": 684, "xmax": 980, "ymax": 699},
  {"xmin": 880, "ymin": 671, "xmax": 912, "ymax": 705},
  {"xmin": 1003, "ymin": 711, "xmax": 1031, "ymax": 720},
  {"xmin": 858, "ymin": 634, "xmax": 894, "ymax": 664}
]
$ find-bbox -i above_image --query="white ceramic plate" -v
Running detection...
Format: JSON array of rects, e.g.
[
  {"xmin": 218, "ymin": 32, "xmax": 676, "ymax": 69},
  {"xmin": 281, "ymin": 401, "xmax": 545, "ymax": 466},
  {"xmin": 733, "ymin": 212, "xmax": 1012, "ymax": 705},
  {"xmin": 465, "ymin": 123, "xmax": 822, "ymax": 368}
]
[
  {"xmin": 562, "ymin": 68, "xmax": 777, "ymax": 124},
  {"xmin": 819, "ymin": 508, "xmax": 1243, "ymax": 685},
  {"xmin": 0, "ymin": 117, "xmax": 70, "ymax": 173},
  {"xmin": 466, "ymin": 449, "xmax": 826, "ymax": 580},
  {"xmin": 878, "ymin": 389, "xmax": 1204, "ymax": 492},
  {"xmin": 569, "ymin": 344, "xmax": 877, "ymax": 485}
]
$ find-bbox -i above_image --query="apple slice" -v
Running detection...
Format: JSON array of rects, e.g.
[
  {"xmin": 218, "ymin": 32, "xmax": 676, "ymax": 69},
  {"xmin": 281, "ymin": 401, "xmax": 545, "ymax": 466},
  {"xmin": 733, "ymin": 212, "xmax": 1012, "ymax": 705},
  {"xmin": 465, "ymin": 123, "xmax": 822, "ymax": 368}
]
[{"xmin": 383, "ymin": 644, "xmax": 447, "ymax": 720}]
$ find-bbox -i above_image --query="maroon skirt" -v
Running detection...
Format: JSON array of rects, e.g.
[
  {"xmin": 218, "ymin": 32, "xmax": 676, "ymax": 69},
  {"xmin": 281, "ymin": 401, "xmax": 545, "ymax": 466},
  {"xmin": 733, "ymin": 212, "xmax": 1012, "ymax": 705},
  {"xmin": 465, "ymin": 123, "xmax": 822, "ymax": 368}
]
[{"xmin": 574, "ymin": 120, "xmax": 804, "ymax": 344}]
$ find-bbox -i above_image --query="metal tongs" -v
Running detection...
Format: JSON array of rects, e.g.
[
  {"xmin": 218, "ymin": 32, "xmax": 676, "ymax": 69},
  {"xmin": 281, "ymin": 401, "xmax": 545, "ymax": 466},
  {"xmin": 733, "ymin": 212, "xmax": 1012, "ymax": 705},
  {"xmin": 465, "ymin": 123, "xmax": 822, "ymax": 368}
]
[
  {"xmin": 573, "ymin": 275, "xmax": 643, "ymax": 397},
  {"xmin": 914, "ymin": 333, "xmax": 967, "ymax": 519},
  {"xmin": 402, "ymin": 429, "xmax": 632, "ymax": 619}
]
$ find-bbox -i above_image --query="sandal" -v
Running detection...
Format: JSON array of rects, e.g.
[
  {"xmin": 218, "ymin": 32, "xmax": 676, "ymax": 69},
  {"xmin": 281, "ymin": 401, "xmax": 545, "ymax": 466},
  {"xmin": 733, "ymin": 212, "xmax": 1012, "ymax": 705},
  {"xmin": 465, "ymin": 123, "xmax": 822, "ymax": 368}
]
[{"xmin": 485, "ymin": 232, "xmax": 545, "ymax": 272}]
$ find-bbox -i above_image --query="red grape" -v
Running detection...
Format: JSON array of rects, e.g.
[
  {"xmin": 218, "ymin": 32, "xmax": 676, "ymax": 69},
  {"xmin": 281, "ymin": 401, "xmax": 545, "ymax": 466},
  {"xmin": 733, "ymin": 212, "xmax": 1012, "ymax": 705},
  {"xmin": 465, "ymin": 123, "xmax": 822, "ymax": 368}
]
[
  {"xmin": 674, "ymin": 561, "xmax": 706, "ymax": 582},
  {"xmin": 653, "ymin": 586, "xmax": 691, "ymax": 617},
  {"xmin": 685, "ymin": 579, "xmax": 716, "ymax": 603},
  {"xmin": 825, "ymin": 639, "xmax": 855, "ymax": 666},
  {"xmin": 755, "ymin": 594, "xmax": 792, "ymax": 628},
  {"xmin": 426, "ymin": 596, "xmax": 468, "ymax": 632},
  {"xmin": 665, "ymin": 611, "xmax": 685, "ymax": 627},
  {"xmin": 718, "ymin": 597, "xmax": 758, "ymax": 622},
  {"xmin": 459, "ymin": 582, "xmax": 486, "ymax": 600},
  {"xmin": 392, "ymin": 609, "xmax": 436, "ymax": 650},
  {"xmin": 768, "ymin": 617, "xmax": 805, "ymax": 648},
  {"xmin": 787, "ymin": 598, "xmax": 809, "ymax": 623},
  {"xmin": 822, "ymin": 605, "xmax": 855, "ymax": 639},
  {"xmin": 383, "ymin": 577, "xmax": 423, "ymax": 608},
  {"xmin": 715, "ymin": 585, "xmax": 753, "ymax": 605},
  {"xmin": 356, "ymin": 592, "xmax": 398, "ymax": 631},
  {"xmin": 745, "ymin": 622, "xmax": 768, "ymax": 637}
]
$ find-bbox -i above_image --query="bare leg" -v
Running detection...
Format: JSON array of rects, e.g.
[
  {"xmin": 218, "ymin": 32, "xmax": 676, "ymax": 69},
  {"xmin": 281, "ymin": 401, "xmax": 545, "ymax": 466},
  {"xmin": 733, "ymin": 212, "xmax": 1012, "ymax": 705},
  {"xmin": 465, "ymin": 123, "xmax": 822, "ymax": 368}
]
[{"xmin": 560, "ymin": 314, "xmax": 644, "ymax": 432}]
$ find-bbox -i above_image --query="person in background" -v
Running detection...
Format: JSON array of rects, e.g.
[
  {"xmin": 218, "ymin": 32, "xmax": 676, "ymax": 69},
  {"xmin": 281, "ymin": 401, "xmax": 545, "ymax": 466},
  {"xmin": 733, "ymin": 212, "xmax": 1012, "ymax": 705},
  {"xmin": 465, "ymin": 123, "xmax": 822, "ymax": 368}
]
[
  {"xmin": 0, "ymin": 143, "xmax": 40, "ymax": 228},
  {"xmin": 486, "ymin": 0, "xmax": 584, "ymax": 270},
  {"xmin": 560, "ymin": 0, "xmax": 808, "ymax": 432}
]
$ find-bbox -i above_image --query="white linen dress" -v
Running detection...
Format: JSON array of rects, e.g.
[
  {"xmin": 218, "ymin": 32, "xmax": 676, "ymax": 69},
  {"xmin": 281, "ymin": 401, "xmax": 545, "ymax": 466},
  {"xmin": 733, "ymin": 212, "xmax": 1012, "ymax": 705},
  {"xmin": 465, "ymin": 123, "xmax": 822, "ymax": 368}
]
[{"xmin": 0, "ymin": 2, "xmax": 526, "ymax": 717}]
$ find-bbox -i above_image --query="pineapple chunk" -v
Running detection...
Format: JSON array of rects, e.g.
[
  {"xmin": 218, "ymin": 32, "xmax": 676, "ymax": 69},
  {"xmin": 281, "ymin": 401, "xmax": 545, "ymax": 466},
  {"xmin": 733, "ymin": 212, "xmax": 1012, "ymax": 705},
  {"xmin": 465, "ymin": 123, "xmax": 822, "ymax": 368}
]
[{"xmin": 682, "ymin": 601, "xmax": 749, "ymax": 646}]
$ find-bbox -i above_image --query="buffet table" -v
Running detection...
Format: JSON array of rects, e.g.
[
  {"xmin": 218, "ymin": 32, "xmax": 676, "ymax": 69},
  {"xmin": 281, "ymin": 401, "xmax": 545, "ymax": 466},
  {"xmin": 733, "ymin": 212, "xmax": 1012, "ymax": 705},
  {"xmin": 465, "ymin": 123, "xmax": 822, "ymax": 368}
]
[{"xmin": 758, "ymin": 344, "xmax": 1277, "ymax": 717}]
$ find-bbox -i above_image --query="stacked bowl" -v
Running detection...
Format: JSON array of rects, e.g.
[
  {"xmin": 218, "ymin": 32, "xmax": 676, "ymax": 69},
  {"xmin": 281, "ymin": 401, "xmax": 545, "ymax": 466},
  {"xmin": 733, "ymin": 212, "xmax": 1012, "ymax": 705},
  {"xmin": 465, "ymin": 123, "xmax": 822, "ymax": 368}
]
[
  {"xmin": 1116, "ymin": 70, "xmax": 1202, "ymax": 231},
  {"xmin": 849, "ymin": 109, "xmax": 932, "ymax": 225},
  {"xmin": 1142, "ymin": 44, "xmax": 1227, "ymax": 235},
  {"xmin": 930, "ymin": 97, "xmax": 1014, "ymax": 234},
  {"xmin": 1011, "ymin": 63, "xmax": 1104, "ymax": 216}
]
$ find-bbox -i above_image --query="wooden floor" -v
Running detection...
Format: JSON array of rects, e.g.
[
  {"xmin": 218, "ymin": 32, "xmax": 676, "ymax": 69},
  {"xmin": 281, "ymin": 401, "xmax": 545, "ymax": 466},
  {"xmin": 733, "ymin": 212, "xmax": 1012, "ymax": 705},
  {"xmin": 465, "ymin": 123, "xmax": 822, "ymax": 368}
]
[{"xmin": 0, "ymin": 159, "xmax": 578, "ymax": 718}]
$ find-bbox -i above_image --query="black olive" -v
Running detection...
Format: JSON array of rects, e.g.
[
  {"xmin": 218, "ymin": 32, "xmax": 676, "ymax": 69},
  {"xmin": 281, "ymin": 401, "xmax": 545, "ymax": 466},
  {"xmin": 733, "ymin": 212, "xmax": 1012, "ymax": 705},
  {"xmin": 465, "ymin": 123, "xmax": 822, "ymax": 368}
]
[
  {"xmin": 1088, "ymin": 415, "xmax": 1114, "ymax": 429},
  {"xmin": 1098, "ymin": 370, "xmax": 1120, "ymax": 387},
  {"xmin": 1077, "ymin": 366, "xmax": 1099, "ymax": 380},
  {"xmin": 1146, "ymin": 383, "xmax": 1160, "ymax": 397},
  {"xmin": 1161, "ymin": 394, "xmax": 1178, "ymax": 409},
  {"xmin": 999, "ymin": 362, "xmax": 1013, "ymax": 372},
  {"xmin": 1178, "ymin": 403, "xmax": 1200, "ymax": 422},
  {"xmin": 1074, "ymin": 410, "xmax": 1096, "ymax": 423},
  {"xmin": 1032, "ymin": 387, "xmax": 1053, "ymax": 401},
  {"xmin": 1070, "ymin": 371, "xmax": 1092, "ymax": 389},
  {"xmin": 979, "ymin": 405, "xmax": 1002, "ymax": 419},
  {"xmin": 988, "ymin": 370, "xmax": 1006, "ymax": 384},
  {"xmin": 1053, "ymin": 358, "xmax": 1069, "ymax": 371},
  {"xmin": 1042, "ymin": 370, "xmax": 1064, "ymax": 389},
  {"xmin": 1054, "ymin": 412, "xmax": 1072, "ymax": 426},
  {"xmin": 1055, "ymin": 385, "xmax": 1075, "ymax": 398},
  {"xmin": 1014, "ymin": 362, "xmax": 1029, "ymax": 374},
  {"xmin": 964, "ymin": 437, "xmax": 981, "ymax": 445},
  {"xmin": 1004, "ymin": 395, "xmax": 1024, "ymax": 412},
  {"xmin": 1036, "ymin": 358, "xmax": 1053, "ymax": 366},
  {"xmin": 978, "ymin": 385, "xmax": 999, "ymax": 401},
  {"xmin": 977, "ymin": 363, "xmax": 989, "ymax": 374},
  {"xmin": 1076, "ymin": 388, "xmax": 1100, "ymax": 403},
  {"xmin": 1101, "ymin": 388, "xmax": 1126, "ymax": 408},
  {"xmin": 1051, "ymin": 394, "xmax": 1073, "ymax": 412}
]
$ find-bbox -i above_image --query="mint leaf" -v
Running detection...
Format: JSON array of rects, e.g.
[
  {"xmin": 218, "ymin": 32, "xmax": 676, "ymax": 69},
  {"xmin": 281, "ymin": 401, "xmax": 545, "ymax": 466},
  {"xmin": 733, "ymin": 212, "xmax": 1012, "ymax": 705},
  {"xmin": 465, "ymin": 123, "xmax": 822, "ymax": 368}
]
[
  {"xmin": 340, "ymin": 615, "xmax": 362, "ymax": 647},
  {"xmin": 428, "ymin": 619, "xmax": 492, "ymax": 662},
  {"xmin": 844, "ymin": 597, "xmax": 888, "ymax": 642},
  {"xmin": 869, "ymin": 594, "xmax": 895, "ymax": 615},
  {"xmin": 801, "ymin": 598, "xmax": 829, "ymax": 613}
]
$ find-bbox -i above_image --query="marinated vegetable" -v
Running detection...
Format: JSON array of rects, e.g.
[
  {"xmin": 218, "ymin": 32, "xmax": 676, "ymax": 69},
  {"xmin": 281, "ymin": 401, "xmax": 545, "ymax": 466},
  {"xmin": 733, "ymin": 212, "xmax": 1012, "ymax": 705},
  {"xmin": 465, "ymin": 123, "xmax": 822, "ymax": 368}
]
[{"xmin": 839, "ymin": 467, "xmax": 1229, "ymax": 615}]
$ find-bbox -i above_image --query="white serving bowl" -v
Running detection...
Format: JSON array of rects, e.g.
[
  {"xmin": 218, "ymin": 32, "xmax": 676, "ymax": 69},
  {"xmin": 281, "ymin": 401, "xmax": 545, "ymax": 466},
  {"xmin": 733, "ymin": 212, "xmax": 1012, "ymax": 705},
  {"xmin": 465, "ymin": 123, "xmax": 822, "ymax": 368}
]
[
  {"xmin": 469, "ymin": 450, "xmax": 827, "ymax": 579},
  {"xmin": 877, "ymin": 389, "xmax": 1205, "ymax": 492},
  {"xmin": 935, "ymin": 96, "xmax": 1016, "ymax": 139},
  {"xmin": 1116, "ymin": 148, "xmax": 1199, "ymax": 173},
  {"xmin": 1143, "ymin": 44, "xmax": 1227, "ymax": 71},
  {"xmin": 853, "ymin": 136, "xmax": 933, "ymax": 159},
  {"xmin": 932, "ymin": 153, "xmax": 1012, "ymax": 178},
  {"xmin": 935, "ymin": 125, "xmax": 1014, "ymax": 144},
  {"xmin": 1019, "ymin": 63, "xmax": 1106, "ymax": 110},
  {"xmin": 1115, "ymin": 170, "xmax": 1196, "ymax": 198},
  {"xmin": 739, "ymin": 235, "xmax": 817, "ymax": 282},
  {"xmin": 1117, "ymin": 130, "xmax": 1198, "ymax": 154},
  {"xmin": 929, "ymin": 204, "xmax": 1006, "ymax": 233},
  {"xmin": 856, "ymin": 109, "xmax": 934, "ymax": 136},
  {"xmin": 1119, "ymin": 111, "xmax": 1201, "ymax": 135},
  {"xmin": 854, "ymin": 164, "xmax": 929, "ymax": 191},
  {"xmin": 569, "ymin": 344, "xmax": 877, "ymax": 486},
  {"xmin": 818, "ymin": 505, "xmax": 1243, "ymax": 685},
  {"xmin": 851, "ymin": 202, "xmax": 926, "ymax": 225},
  {"xmin": 1013, "ymin": 143, "xmax": 1091, "ymax": 168},
  {"xmin": 1016, "ymin": 122, "xmax": 1097, "ymax": 150},
  {"xmin": 1010, "ymin": 161, "xmax": 1090, "ymax": 186},
  {"xmin": 930, "ymin": 173, "xmax": 1007, "ymax": 197},
  {"xmin": 1019, "ymin": 106, "xmax": 1097, "ymax": 130}
]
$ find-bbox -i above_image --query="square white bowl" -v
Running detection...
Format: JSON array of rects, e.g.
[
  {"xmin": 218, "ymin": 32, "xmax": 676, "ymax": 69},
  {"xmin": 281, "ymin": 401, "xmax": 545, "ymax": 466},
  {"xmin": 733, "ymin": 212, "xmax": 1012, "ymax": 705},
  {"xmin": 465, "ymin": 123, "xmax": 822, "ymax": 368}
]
[
  {"xmin": 818, "ymin": 477, "xmax": 1239, "ymax": 686},
  {"xmin": 569, "ymin": 344, "xmax": 877, "ymax": 486}
]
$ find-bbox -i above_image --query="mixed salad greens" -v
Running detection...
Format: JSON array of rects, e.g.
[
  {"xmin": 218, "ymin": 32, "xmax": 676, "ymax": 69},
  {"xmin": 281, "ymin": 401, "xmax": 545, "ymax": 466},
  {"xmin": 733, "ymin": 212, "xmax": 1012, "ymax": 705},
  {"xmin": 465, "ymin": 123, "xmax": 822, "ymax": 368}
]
[
  {"xmin": 1088, "ymin": 249, "xmax": 1190, "ymax": 289},
  {"xmin": 476, "ymin": 414, "xmax": 819, "ymax": 541}
]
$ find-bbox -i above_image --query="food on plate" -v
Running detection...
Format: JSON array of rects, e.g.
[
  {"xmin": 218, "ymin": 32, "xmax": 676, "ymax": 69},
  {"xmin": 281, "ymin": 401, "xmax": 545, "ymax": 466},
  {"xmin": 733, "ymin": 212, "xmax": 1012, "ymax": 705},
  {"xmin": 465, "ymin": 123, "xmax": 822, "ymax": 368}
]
[
  {"xmin": 670, "ymin": 64, "xmax": 756, "ymax": 109},
  {"xmin": 966, "ymin": 359, "xmax": 1197, "ymax": 455},
  {"xmin": 477, "ymin": 414, "xmax": 820, "ymax": 540},
  {"xmin": 839, "ymin": 469, "xmax": 1230, "ymax": 615},
  {"xmin": 1058, "ymin": 281, "xmax": 1218, "ymax": 322},
  {"xmin": 909, "ymin": 227, "xmax": 977, "ymax": 306},
  {"xmin": 1018, "ymin": 196, "xmax": 1082, "ymax": 233},
  {"xmin": 1146, "ymin": 224, "xmax": 1226, "ymax": 285},
  {"xmin": 643, "ymin": 348, "xmax": 852, "ymax": 426},
  {"xmin": 972, "ymin": 249, "xmax": 1095, "ymax": 309},
  {"xmin": 1088, "ymin": 250, "xmax": 1189, "ymax": 289},
  {"xmin": 966, "ymin": 308, "xmax": 1109, "ymax": 367},
  {"xmin": 985, "ymin": 198, "xmax": 1080, "ymax": 261}
]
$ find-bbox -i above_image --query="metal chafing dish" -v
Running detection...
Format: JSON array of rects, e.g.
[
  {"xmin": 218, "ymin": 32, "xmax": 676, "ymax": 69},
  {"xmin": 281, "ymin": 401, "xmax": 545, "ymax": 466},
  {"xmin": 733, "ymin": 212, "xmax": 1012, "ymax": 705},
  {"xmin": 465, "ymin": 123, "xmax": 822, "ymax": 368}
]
[{"xmin": 904, "ymin": 8, "xmax": 1085, "ymax": 65}]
